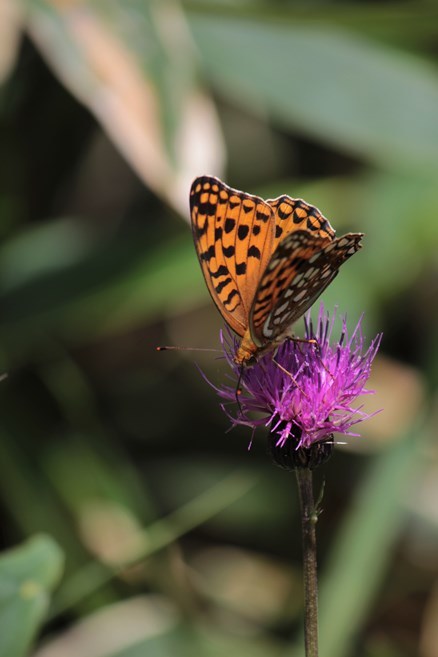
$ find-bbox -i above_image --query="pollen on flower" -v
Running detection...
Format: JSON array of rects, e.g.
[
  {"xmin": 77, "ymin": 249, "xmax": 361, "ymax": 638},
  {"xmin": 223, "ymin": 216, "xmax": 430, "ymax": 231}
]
[{"xmin": 208, "ymin": 304, "xmax": 382, "ymax": 460}]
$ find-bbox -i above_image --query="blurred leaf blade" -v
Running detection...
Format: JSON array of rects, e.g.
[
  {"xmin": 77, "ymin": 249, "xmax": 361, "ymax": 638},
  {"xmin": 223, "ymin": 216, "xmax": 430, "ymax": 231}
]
[
  {"xmin": 0, "ymin": 0, "xmax": 23, "ymax": 84},
  {"xmin": 50, "ymin": 469, "xmax": 257, "ymax": 617},
  {"xmin": 25, "ymin": 0, "xmax": 224, "ymax": 213},
  {"xmin": 188, "ymin": 13, "xmax": 438, "ymax": 172},
  {"xmin": 0, "ymin": 535, "xmax": 64, "ymax": 657},
  {"xmin": 0, "ymin": 233, "xmax": 203, "ymax": 357},
  {"xmin": 316, "ymin": 420, "xmax": 426, "ymax": 657},
  {"xmin": 36, "ymin": 596, "xmax": 282, "ymax": 657},
  {"xmin": 184, "ymin": 1, "xmax": 438, "ymax": 48}
]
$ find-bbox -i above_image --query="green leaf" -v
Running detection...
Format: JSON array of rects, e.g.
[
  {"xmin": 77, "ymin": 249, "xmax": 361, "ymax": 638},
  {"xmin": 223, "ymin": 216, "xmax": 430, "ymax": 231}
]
[
  {"xmin": 0, "ymin": 535, "xmax": 64, "ymax": 657},
  {"xmin": 188, "ymin": 14, "xmax": 438, "ymax": 172}
]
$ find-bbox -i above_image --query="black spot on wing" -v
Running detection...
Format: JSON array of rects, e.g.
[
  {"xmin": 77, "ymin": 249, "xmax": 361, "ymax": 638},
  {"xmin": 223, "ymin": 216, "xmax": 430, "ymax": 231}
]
[
  {"xmin": 210, "ymin": 265, "xmax": 229, "ymax": 278},
  {"xmin": 223, "ymin": 288, "xmax": 239, "ymax": 308},
  {"xmin": 194, "ymin": 220, "xmax": 208, "ymax": 239},
  {"xmin": 256, "ymin": 209, "xmax": 270, "ymax": 223},
  {"xmin": 200, "ymin": 245, "xmax": 215, "ymax": 262},
  {"xmin": 238, "ymin": 225, "xmax": 249, "ymax": 240},
  {"xmin": 198, "ymin": 201, "xmax": 216, "ymax": 216},
  {"xmin": 215, "ymin": 277, "xmax": 232, "ymax": 294},
  {"xmin": 306, "ymin": 216, "xmax": 320, "ymax": 231},
  {"xmin": 248, "ymin": 245, "xmax": 261, "ymax": 259},
  {"xmin": 275, "ymin": 276, "xmax": 287, "ymax": 289},
  {"xmin": 225, "ymin": 217, "xmax": 236, "ymax": 233},
  {"xmin": 252, "ymin": 297, "xmax": 271, "ymax": 313},
  {"xmin": 276, "ymin": 203, "xmax": 293, "ymax": 220}
]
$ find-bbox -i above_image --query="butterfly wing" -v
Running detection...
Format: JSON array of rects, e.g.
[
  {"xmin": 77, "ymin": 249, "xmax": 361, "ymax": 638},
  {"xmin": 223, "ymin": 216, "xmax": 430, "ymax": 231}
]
[
  {"xmin": 250, "ymin": 230, "xmax": 363, "ymax": 343},
  {"xmin": 267, "ymin": 195, "xmax": 336, "ymax": 250},
  {"xmin": 190, "ymin": 175, "xmax": 276, "ymax": 337}
]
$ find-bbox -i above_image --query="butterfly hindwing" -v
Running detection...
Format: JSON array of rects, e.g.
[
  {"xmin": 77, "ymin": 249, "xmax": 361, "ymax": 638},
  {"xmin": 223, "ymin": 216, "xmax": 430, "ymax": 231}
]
[
  {"xmin": 250, "ymin": 230, "xmax": 363, "ymax": 343},
  {"xmin": 267, "ymin": 195, "xmax": 336, "ymax": 250}
]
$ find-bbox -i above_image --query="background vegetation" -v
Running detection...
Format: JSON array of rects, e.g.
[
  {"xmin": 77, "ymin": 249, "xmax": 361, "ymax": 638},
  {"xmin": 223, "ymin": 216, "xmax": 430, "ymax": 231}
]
[{"xmin": 0, "ymin": 1, "xmax": 437, "ymax": 656}]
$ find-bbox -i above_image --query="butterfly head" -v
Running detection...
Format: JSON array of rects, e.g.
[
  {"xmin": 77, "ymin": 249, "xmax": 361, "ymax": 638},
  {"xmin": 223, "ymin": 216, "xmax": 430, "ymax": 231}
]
[
  {"xmin": 234, "ymin": 347, "xmax": 257, "ymax": 367},
  {"xmin": 233, "ymin": 331, "xmax": 260, "ymax": 366}
]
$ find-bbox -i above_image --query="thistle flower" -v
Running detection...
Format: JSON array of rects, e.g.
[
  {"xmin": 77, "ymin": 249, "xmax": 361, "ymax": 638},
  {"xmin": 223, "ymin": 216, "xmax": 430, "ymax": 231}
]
[{"xmin": 211, "ymin": 305, "xmax": 382, "ymax": 470}]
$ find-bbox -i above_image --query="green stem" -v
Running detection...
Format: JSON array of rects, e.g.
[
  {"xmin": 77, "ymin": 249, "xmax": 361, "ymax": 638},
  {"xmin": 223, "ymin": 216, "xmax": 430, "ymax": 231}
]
[{"xmin": 296, "ymin": 468, "xmax": 319, "ymax": 657}]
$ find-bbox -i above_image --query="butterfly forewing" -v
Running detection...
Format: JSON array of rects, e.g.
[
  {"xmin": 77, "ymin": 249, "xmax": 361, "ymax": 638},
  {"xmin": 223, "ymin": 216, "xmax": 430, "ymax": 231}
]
[
  {"xmin": 190, "ymin": 176, "xmax": 276, "ymax": 336},
  {"xmin": 250, "ymin": 231, "xmax": 363, "ymax": 343}
]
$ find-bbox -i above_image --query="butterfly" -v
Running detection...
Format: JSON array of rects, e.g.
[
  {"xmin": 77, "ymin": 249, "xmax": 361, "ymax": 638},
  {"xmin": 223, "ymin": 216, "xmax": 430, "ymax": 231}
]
[{"xmin": 190, "ymin": 175, "xmax": 363, "ymax": 365}]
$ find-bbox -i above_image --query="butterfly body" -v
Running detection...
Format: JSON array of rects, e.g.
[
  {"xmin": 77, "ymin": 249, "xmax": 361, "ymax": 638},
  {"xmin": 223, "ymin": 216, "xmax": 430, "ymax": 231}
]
[{"xmin": 190, "ymin": 175, "xmax": 363, "ymax": 365}]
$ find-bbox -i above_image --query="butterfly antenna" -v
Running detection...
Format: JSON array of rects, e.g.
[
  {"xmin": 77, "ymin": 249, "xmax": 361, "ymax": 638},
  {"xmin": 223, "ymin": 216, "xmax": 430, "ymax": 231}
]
[
  {"xmin": 235, "ymin": 364, "xmax": 244, "ymax": 415},
  {"xmin": 156, "ymin": 346, "xmax": 222, "ymax": 353}
]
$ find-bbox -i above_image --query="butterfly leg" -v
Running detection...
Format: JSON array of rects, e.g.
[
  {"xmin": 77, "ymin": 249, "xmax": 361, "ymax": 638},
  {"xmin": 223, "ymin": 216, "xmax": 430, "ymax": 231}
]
[
  {"xmin": 312, "ymin": 340, "xmax": 335, "ymax": 381},
  {"xmin": 272, "ymin": 358, "xmax": 310, "ymax": 399},
  {"xmin": 285, "ymin": 335, "xmax": 317, "ymax": 347},
  {"xmin": 286, "ymin": 336, "xmax": 335, "ymax": 382}
]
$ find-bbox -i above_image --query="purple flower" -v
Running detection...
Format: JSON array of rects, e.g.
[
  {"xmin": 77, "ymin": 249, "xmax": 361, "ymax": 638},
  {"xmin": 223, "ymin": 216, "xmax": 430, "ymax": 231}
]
[{"xmin": 209, "ymin": 305, "xmax": 381, "ymax": 467}]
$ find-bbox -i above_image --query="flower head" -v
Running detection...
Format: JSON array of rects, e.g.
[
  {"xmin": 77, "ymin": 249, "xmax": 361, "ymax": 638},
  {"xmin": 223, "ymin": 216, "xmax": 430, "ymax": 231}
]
[{"xmin": 210, "ymin": 305, "xmax": 381, "ymax": 468}]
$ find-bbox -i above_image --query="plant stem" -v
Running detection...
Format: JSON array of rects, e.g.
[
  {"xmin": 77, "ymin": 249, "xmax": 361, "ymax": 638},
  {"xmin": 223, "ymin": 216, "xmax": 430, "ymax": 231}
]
[{"xmin": 296, "ymin": 468, "xmax": 319, "ymax": 657}]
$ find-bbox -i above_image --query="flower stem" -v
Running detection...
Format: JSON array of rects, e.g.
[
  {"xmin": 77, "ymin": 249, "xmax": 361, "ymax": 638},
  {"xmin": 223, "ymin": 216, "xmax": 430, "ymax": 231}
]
[{"xmin": 296, "ymin": 468, "xmax": 319, "ymax": 657}]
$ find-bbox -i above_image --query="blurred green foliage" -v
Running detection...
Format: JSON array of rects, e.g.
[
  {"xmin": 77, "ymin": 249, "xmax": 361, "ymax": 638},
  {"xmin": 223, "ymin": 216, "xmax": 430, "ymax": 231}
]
[
  {"xmin": 0, "ymin": 535, "xmax": 63, "ymax": 657},
  {"xmin": 0, "ymin": 1, "xmax": 437, "ymax": 656}
]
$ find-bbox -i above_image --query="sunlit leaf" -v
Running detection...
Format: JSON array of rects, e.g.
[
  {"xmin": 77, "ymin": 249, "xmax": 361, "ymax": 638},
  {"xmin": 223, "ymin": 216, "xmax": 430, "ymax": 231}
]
[
  {"xmin": 25, "ymin": 0, "xmax": 224, "ymax": 214},
  {"xmin": 0, "ymin": 0, "xmax": 23, "ymax": 84}
]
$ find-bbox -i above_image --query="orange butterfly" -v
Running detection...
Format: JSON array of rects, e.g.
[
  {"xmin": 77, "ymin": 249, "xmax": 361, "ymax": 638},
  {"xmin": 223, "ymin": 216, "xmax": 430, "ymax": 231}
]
[{"xmin": 190, "ymin": 175, "xmax": 363, "ymax": 365}]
